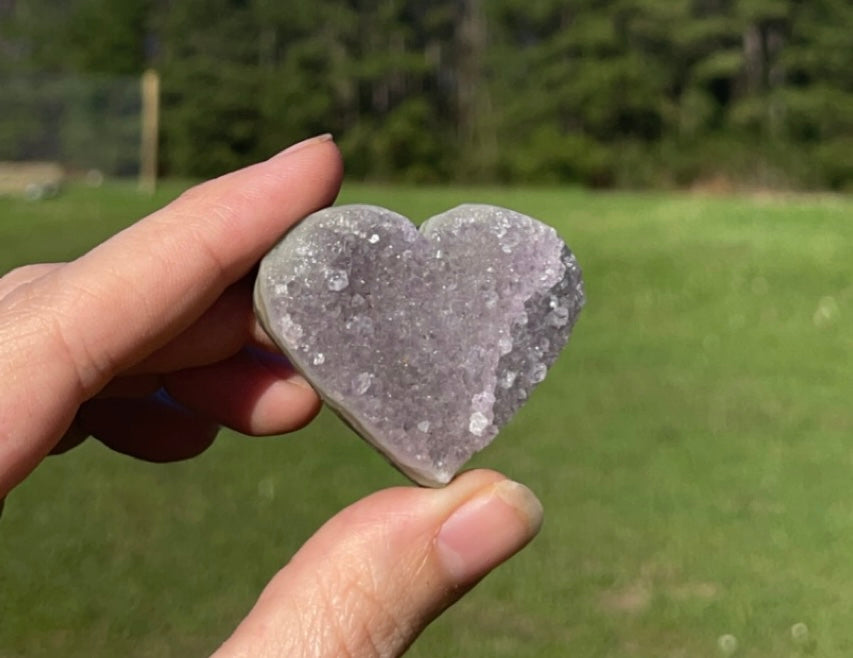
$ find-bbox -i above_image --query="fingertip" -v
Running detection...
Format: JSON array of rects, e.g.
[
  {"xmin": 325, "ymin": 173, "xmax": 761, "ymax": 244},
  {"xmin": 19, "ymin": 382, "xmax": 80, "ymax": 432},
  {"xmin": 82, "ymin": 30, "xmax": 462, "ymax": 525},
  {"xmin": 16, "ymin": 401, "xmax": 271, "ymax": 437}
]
[
  {"xmin": 175, "ymin": 134, "xmax": 343, "ymax": 214},
  {"xmin": 163, "ymin": 348, "xmax": 322, "ymax": 436},
  {"xmin": 235, "ymin": 349, "xmax": 323, "ymax": 433},
  {"xmin": 266, "ymin": 134, "xmax": 344, "ymax": 211},
  {"xmin": 436, "ymin": 478, "xmax": 543, "ymax": 586},
  {"xmin": 259, "ymin": 376, "xmax": 323, "ymax": 433},
  {"xmin": 268, "ymin": 133, "xmax": 334, "ymax": 160}
]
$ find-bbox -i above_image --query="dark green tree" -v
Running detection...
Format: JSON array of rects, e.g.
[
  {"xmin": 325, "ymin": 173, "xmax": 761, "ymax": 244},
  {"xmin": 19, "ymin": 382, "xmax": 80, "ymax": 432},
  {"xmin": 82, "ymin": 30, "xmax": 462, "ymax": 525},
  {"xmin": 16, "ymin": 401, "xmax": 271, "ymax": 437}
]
[{"xmin": 2, "ymin": 0, "xmax": 852, "ymax": 187}]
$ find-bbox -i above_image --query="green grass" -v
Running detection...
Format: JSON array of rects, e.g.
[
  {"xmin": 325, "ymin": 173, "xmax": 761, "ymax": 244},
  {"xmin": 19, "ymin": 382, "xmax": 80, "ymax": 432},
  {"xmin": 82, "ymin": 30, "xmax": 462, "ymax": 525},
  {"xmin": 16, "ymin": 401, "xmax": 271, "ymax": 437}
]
[{"xmin": 1, "ymin": 181, "xmax": 852, "ymax": 657}]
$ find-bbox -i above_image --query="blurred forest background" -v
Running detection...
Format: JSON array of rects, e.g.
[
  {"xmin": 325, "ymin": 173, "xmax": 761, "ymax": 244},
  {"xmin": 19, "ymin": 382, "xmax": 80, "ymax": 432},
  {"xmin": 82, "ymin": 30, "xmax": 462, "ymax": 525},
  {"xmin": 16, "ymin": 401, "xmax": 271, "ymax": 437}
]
[
  {"xmin": 1, "ymin": 0, "xmax": 852, "ymax": 189},
  {"xmin": 4, "ymin": 3, "xmax": 853, "ymax": 656}
]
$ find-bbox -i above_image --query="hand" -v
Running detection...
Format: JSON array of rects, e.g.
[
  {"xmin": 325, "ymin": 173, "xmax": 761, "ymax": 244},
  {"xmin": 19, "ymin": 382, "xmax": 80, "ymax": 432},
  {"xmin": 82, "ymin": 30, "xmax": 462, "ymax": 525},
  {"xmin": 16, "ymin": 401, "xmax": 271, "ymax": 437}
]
[{"xmin": 0, "ymin": 135, "xmax": 543, "ymax": 657}]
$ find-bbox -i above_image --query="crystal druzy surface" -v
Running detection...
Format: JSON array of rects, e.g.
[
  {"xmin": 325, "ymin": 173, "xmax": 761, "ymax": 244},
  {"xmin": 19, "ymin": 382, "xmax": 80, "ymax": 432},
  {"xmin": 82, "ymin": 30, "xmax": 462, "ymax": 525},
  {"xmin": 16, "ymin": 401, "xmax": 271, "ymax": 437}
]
[{"xmin": 255, "ymin": 204, "xmax": 585, "ymax": 486}]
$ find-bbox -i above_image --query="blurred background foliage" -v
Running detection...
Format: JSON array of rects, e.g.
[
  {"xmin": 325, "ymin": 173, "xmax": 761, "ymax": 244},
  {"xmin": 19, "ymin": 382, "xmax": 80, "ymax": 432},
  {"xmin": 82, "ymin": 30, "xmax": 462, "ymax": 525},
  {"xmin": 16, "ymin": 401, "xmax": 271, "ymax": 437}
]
[
  {"xmin": 3, "ymin": 3, "xmax": 853, "ymax": 656},
  {"xmin": 1, "ymin": 0, "xmax": 852, "ymax": 188}
]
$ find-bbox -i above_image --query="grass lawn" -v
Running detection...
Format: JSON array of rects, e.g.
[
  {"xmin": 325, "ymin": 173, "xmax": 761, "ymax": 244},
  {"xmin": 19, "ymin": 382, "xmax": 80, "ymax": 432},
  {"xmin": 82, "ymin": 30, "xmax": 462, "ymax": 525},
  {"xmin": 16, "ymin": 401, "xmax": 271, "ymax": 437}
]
[{"xmin": 1, "ymin": 180, "xmax": 852, "ymax": 657}]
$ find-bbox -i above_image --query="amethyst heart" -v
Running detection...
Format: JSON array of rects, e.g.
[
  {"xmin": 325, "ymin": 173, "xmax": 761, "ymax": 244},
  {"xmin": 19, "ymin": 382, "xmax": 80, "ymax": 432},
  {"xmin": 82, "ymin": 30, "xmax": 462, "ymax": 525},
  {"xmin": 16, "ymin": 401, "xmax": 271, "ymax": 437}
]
[{"xmin": 255, "ymin": 204, "xmax": 584, "ymax": 486}]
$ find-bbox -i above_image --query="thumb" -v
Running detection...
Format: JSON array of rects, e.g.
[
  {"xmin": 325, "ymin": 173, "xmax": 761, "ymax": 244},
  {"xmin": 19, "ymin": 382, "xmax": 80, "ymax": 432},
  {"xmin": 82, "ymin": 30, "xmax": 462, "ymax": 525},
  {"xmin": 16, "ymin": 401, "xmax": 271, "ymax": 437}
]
[{"xmin": 212, "ymin": 470, "xmax": 543, "ymax": 658}]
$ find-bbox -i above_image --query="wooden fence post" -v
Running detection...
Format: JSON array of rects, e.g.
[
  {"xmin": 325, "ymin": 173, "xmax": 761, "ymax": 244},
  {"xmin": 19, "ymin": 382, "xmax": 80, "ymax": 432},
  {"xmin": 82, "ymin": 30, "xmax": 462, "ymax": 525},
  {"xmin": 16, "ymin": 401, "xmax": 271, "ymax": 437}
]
[{"xmin": 139, "ymin": 69, "xmax": 160, "ymax": 194}]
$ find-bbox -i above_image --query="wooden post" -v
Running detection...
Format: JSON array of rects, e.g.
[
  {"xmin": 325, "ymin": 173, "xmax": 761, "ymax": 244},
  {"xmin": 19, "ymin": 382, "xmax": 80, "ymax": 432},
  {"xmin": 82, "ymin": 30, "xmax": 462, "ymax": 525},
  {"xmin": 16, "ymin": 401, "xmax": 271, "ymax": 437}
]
[{"xmin": 139, "ymin": 69, "xmax": 160, "ymax": 194}]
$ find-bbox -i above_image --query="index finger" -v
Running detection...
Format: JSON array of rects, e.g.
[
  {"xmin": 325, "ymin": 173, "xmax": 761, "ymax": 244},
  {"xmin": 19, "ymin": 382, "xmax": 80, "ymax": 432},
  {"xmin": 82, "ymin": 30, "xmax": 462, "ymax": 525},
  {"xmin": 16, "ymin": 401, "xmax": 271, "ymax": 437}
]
[
  {"xmin": 0, "ymin": 135, "xmax": 342, "ymax": 495},
  {"xmin": 61, "ymin": 134, "xmax": 342, "ymax": 393}
]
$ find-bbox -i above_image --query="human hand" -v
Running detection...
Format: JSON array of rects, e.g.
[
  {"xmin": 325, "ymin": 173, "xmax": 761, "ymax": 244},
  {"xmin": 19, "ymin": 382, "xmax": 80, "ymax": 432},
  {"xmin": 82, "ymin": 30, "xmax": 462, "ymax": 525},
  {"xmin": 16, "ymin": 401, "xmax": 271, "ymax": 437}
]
[{"xmin": 0, "ymin": 135, "xmax": 544, "ymax": 656}]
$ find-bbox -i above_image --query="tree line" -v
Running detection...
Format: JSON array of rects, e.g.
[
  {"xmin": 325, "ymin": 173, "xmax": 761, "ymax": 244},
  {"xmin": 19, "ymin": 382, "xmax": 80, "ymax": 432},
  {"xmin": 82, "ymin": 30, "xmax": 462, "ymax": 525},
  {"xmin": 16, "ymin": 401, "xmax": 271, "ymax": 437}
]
[{"xmin": 2, "ymin": 0, "xmax": 852, "ymax": 189}]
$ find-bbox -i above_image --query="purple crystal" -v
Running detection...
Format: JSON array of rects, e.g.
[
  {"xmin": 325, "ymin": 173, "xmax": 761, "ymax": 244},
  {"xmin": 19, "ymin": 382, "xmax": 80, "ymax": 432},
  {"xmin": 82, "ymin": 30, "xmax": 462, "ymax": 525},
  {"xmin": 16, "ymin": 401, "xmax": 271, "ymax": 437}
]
[{"xmin": 255, "ymin": 204, "xmax": 584, "ymax": 486}]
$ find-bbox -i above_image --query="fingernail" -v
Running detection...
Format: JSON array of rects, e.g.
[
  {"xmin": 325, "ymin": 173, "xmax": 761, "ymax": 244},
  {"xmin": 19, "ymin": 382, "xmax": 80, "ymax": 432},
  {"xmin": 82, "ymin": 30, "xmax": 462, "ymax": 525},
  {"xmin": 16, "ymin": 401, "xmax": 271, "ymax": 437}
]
[
  {"xmin": 436, "ymin": 480, "xmax": 543, "ymax": 584},
  {"xmin": 271, "ymin": 133, "xmax": 334, "ymax": 159}
]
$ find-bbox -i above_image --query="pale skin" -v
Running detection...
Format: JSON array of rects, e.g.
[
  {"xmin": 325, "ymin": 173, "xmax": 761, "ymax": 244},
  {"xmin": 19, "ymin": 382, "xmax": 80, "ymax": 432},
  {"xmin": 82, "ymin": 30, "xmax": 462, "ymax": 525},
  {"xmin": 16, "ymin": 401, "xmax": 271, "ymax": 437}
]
[{"xmin": 0, "ymin": 135, "xmax": 544, "ymax": 657}]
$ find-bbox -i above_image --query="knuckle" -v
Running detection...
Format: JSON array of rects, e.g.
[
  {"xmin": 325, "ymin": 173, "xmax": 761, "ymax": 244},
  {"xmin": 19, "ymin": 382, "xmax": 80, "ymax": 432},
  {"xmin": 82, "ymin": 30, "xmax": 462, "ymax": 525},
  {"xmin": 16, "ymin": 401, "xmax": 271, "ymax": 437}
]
[
  {"xmin": 0, "ymin": 263, "xmax": 58, "ymax": 301},
  {"xmin": 174, "ymin": 178, "xmax": 216, "ymax": 205},
  {"xmin": 3, "ymin": 263, "xmax": 41, "ymax": 281},
  {"xmin": 1, "ymin": 276, "xmax": 115, "ymax": 398}
]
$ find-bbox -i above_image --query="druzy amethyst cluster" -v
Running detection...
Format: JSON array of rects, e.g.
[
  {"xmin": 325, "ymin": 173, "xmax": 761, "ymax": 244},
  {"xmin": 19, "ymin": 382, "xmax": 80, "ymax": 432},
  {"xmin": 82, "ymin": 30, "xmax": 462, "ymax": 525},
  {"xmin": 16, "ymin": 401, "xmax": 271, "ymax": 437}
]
[{"xmin": 255, "ymin": 204, "xmax": 584, "ymax": 486}]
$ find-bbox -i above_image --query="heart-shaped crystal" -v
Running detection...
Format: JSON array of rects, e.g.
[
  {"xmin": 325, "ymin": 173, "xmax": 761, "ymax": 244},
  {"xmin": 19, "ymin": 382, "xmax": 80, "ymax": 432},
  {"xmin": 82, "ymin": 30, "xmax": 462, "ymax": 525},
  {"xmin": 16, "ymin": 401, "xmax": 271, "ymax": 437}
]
[{"xmin": 255, "ymin": 204, "xmax": 584, "ymax": 486}]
